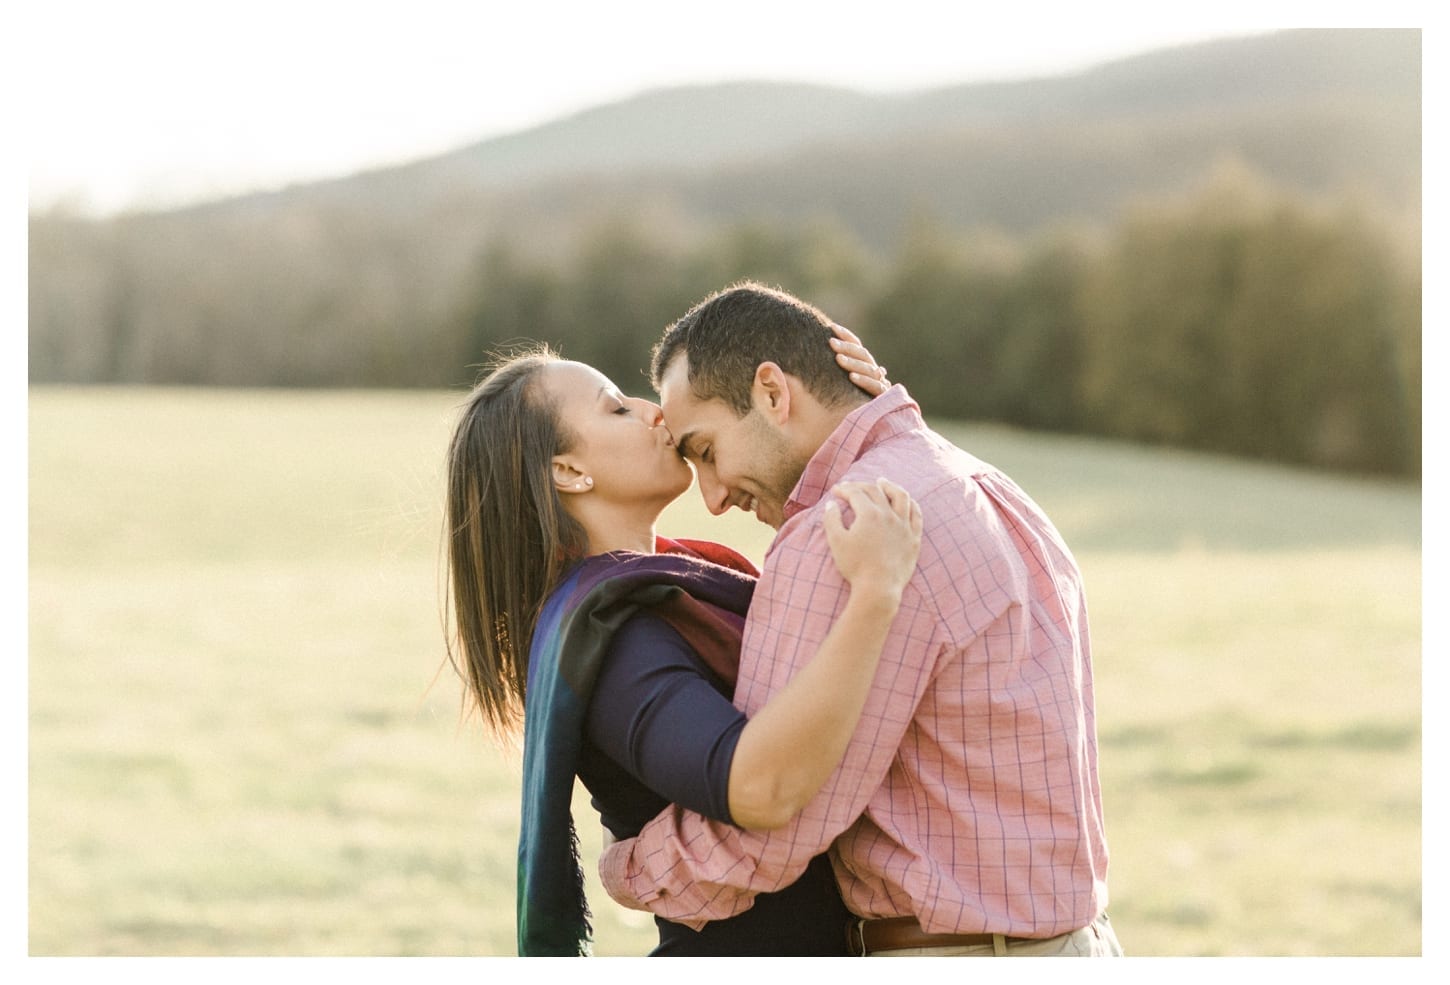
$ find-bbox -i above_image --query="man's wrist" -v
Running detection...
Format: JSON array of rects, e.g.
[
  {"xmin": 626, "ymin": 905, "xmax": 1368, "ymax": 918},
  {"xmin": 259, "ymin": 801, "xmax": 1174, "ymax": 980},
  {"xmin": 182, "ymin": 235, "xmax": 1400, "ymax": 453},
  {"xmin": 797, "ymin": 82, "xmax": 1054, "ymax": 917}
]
[{"xmin": 598, "ymin": 838, "xmax": 638, "ymax": 906}]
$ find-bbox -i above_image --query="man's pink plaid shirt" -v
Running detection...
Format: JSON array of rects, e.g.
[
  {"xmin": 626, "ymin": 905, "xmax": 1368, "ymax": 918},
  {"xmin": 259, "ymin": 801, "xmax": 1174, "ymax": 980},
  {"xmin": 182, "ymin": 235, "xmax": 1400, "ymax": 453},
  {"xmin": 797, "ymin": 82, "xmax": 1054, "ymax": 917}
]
[{"xmin": 600, "ymin": 386, "xmax": 1110, "ymax": 937}]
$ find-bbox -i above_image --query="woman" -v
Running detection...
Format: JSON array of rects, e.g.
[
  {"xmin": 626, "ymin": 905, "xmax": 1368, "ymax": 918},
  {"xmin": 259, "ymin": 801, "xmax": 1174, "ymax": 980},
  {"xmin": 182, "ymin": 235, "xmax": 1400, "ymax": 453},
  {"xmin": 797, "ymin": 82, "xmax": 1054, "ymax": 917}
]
[{"xmin": 445, "ymin": 336, "xmax": 919, "ymax": 956}]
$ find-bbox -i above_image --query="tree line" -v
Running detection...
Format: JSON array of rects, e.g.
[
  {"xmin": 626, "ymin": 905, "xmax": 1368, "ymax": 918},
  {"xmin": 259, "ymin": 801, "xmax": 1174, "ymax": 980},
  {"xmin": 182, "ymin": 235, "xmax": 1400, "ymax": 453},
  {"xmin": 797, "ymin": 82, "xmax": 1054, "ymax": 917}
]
[{"xmin": 29, "ymin": 162, "xmax": 1420, "ymax": 476}]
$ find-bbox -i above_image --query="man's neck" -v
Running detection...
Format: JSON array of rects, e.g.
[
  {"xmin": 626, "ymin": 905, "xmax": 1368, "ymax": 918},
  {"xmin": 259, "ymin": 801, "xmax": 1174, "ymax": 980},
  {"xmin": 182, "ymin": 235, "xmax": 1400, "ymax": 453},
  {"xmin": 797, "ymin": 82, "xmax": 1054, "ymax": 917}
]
[{"xmin": 786, "ymin": 388, "xmax": 866, "ymax": 465}]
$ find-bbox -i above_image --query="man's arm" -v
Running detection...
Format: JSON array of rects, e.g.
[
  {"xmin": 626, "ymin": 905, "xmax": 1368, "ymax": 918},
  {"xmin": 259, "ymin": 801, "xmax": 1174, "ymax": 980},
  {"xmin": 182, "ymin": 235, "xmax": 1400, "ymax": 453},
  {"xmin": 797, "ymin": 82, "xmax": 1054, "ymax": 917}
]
[{"xmin": 599, "ymin": 510, "xmax": 941, "ymax": 925}]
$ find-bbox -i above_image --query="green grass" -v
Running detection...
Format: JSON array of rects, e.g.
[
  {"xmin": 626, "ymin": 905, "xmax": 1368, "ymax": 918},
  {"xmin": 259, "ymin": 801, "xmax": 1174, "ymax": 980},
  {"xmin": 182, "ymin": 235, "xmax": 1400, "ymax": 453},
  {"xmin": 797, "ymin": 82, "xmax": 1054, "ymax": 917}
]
[{"xmin": 27, "ymin": 386, "xmax": 1421, "ymax": 956}]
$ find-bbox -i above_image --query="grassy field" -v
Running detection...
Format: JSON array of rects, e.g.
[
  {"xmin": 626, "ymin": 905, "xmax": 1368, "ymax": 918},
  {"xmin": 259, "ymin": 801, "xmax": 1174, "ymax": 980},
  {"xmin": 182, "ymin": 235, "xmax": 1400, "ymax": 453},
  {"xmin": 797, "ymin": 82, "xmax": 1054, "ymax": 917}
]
[{"xmin": 26, "ymin": 386, "xmax": 1422, "ymax": 957}]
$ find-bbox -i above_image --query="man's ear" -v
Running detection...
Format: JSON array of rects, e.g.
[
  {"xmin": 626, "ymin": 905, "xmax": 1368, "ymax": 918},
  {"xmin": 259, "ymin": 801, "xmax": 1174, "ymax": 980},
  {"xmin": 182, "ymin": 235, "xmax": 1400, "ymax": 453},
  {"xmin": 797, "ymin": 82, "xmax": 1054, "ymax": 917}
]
[
  {"xmin": 552, "ymin": 456, "xmax": 593, "ymax": 495},
  {"xmin": 752, "ymin": 361, "xmax": 793, "ymax": 425}
]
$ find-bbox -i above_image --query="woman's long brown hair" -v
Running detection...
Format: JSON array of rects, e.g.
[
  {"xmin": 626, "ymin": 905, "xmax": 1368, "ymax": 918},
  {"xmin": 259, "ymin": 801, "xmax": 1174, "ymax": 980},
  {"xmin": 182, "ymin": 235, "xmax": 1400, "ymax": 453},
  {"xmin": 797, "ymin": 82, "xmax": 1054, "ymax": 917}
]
[{"xmin": 444, "ymin": 348, "xmax": 588, "ymax": 737}]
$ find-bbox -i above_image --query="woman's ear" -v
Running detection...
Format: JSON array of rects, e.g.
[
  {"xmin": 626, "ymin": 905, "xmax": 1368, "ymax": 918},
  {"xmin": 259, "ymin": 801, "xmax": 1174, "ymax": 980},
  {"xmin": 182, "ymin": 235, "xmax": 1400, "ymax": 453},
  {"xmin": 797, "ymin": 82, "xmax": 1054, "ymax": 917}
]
[
  {"xmin": 752, "ymin": 361, "xmax": 792, "ymax": 425},
  {"xmin": 552, "ymin": 457, "xmax": 594, "ymax": 495}
]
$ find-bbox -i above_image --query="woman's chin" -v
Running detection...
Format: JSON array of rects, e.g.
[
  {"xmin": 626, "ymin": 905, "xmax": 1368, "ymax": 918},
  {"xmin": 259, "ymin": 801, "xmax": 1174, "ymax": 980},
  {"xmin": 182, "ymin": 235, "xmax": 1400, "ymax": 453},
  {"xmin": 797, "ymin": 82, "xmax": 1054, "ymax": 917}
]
[
  {"xmin": 667, "ymin": 468, "xmax": 694, "ymax": 500},
  {"xmin": 666, "ymin": 478, "xmax": 693, "ymax": 502}
]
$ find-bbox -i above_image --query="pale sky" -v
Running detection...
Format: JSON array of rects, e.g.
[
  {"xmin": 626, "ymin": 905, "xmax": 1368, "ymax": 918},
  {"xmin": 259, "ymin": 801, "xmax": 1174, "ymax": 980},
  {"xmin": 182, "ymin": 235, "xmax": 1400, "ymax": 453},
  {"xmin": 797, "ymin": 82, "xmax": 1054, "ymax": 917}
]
[{"xmin": 20, "ymin": 0, "xmax": 1402, "ymax": 216}]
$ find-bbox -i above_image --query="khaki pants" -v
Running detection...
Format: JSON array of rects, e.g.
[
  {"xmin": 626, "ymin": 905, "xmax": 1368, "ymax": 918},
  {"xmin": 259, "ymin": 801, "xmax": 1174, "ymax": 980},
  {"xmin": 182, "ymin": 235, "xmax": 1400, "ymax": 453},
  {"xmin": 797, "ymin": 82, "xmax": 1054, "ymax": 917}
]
[{"xmin": 866, "ymin": 912, "xmax": 1123, "ymax": 957}]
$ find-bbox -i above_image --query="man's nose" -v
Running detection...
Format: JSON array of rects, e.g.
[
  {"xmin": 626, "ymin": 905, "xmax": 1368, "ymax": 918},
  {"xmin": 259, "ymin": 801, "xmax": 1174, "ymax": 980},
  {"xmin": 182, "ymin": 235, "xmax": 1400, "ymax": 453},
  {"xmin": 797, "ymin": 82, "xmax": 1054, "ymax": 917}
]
[{"xmin": 697, "ymin": 471, "xmax": 731, "ymax": 516}]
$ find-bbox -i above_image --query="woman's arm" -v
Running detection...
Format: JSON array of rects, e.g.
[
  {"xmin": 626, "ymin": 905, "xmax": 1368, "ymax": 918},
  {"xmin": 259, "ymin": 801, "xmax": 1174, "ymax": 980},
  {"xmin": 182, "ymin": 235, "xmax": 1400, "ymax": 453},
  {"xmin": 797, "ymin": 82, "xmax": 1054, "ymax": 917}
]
[
  {"xmin": 726, "ymin": 478, "xmax": 922, "ymax": 830},
  {"xmin": 584, "ymin": 616, "xmax": 749, "ymax": 831}
]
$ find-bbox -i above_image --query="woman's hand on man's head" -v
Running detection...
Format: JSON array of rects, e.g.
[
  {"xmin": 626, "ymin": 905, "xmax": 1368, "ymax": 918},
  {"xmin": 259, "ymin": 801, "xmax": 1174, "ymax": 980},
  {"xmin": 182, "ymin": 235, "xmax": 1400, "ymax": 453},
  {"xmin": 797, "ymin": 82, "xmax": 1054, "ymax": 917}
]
[{"xmin": 829, "ymin": 323, "xmax": 890, "ymax": 396}]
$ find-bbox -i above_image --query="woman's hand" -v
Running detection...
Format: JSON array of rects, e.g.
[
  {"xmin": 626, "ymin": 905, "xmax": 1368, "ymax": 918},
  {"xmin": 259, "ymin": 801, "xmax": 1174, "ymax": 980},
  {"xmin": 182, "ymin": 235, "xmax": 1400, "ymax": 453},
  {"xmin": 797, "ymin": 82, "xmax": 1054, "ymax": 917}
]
[
  {"xmin": 823, "ymin": 478, "xmax": 923, "ymax": 603},
  {"xmin": 830, "ymin": 322, "xmax": 891, "ymax": 396}
]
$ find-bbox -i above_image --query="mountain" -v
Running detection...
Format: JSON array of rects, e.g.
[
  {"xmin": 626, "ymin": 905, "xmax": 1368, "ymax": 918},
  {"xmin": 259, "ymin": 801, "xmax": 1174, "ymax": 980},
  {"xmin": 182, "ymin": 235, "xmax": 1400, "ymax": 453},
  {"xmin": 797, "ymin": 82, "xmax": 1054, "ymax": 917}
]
[{"xmin": 191, "ymin": 27, "xmax": 1419, "ymax": 242}]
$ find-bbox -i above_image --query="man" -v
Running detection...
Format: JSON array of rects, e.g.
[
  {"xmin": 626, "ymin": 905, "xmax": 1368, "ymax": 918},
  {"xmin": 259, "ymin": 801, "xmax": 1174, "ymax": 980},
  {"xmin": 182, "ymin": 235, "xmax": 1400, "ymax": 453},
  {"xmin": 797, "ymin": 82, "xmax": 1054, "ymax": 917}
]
[{"xmin": 598, "ymin": 282, "xmax": 1120, "ymax": 956}]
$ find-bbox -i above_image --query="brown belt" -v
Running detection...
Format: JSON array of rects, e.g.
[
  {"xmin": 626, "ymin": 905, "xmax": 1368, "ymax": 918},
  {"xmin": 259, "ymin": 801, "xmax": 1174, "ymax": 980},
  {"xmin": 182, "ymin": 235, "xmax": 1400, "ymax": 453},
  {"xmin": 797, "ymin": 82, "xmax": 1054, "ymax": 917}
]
[{"xmin": 847, "ymin": 916, "xmax": 1031, "ymax": 955}]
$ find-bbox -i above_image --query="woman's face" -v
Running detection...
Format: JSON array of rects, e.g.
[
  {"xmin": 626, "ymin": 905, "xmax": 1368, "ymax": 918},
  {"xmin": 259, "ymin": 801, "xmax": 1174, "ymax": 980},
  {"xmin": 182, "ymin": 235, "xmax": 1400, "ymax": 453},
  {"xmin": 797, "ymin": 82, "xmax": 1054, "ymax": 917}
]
[{"xmin": 541, "ymin": 360, "xmax": 694, "ymax": 508}]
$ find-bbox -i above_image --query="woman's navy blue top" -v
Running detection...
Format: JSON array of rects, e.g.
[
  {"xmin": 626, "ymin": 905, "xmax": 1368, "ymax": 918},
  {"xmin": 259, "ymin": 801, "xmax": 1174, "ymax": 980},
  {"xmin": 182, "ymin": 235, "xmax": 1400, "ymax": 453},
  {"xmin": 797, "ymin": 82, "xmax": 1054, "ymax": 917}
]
[{"xmin": 577, "ymin": 612, "xmax": 852, "ymax": 956}]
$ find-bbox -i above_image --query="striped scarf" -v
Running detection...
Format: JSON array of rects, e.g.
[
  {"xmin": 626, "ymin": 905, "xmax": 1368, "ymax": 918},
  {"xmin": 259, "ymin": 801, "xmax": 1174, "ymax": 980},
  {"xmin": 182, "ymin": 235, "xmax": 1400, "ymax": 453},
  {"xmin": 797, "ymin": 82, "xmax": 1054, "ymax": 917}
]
[{"xmin": 516, "ymin": 537, "xmax": 758, "ymax": 956}]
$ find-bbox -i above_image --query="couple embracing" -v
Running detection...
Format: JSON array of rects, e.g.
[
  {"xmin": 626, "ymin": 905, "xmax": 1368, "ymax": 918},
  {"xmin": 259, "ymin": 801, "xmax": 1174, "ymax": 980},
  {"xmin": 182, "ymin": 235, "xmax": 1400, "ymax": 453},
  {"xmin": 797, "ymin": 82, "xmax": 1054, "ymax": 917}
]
[{"xmin": 444, "ymin": 282, "xmax": 1121, "ymax": 957}]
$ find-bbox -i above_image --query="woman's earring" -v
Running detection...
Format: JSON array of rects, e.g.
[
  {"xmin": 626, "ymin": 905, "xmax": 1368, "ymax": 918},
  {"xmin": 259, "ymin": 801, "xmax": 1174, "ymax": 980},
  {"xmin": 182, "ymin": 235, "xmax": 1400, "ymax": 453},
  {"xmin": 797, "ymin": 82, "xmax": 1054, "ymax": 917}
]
[{"xmin": 579, "ymin": 476, "xmax": 593, "ymax": 490}]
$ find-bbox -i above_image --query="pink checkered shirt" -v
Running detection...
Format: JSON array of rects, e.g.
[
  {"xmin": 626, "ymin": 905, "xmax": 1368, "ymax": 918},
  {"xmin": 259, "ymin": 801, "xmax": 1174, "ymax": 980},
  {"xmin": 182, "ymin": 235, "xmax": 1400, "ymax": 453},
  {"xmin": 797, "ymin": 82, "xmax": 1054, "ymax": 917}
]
[{"xmin": 599, "ymin": 386, "xmax": 1110, "ymax": 937}]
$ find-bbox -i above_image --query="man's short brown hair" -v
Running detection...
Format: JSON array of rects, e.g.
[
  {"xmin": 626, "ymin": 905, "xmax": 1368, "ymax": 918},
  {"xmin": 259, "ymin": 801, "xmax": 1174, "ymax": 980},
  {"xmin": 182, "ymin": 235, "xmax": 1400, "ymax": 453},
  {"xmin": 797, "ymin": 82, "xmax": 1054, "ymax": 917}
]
[{"xmin": 650, "ymin": 281, "xmax": 866, "ymax": 416}]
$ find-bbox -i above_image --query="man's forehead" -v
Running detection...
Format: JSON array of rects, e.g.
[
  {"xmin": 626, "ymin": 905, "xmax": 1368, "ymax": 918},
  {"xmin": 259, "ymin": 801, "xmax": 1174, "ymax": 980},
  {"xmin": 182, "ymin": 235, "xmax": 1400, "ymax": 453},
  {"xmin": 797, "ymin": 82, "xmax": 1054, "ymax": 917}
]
[
  {"xmin": 659, "ymin": 376, "xmax": 730, "ymax": 455},
  {"xmin": 658, "ymin": 362, "xmax": 702, "ymax": 415},
  {"xmin": 659, "ymin": 387, "xmax": 709, "ymax": 437},
  {"xmin": 657, "ymin": 354, "xmax": 691, "ymax": 394}
]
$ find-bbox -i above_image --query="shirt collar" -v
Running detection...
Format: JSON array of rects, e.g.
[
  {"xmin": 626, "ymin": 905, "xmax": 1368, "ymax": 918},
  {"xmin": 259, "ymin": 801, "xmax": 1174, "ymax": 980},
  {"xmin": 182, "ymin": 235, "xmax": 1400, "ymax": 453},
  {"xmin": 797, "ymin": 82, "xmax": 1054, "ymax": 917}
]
[{"xmin": 783, "ymin": 385, "xmax": 923, "ymax": 522}]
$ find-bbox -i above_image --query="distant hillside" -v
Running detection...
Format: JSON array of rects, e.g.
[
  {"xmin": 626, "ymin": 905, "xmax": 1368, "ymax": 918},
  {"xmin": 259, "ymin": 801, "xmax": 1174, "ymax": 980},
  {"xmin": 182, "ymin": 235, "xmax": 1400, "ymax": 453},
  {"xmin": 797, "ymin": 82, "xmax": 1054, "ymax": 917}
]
[{"xmin": 191, "ymin": 27, "xmax": 1419, "ymax": 242}]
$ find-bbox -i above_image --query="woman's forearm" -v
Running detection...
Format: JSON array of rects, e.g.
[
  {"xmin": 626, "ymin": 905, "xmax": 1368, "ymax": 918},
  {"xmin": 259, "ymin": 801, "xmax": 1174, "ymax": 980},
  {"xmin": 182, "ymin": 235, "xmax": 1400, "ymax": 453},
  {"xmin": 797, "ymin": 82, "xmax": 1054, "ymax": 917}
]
[{"xmin": 725, "ymin": 583, "xmax": 901, "ymax": 830}]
